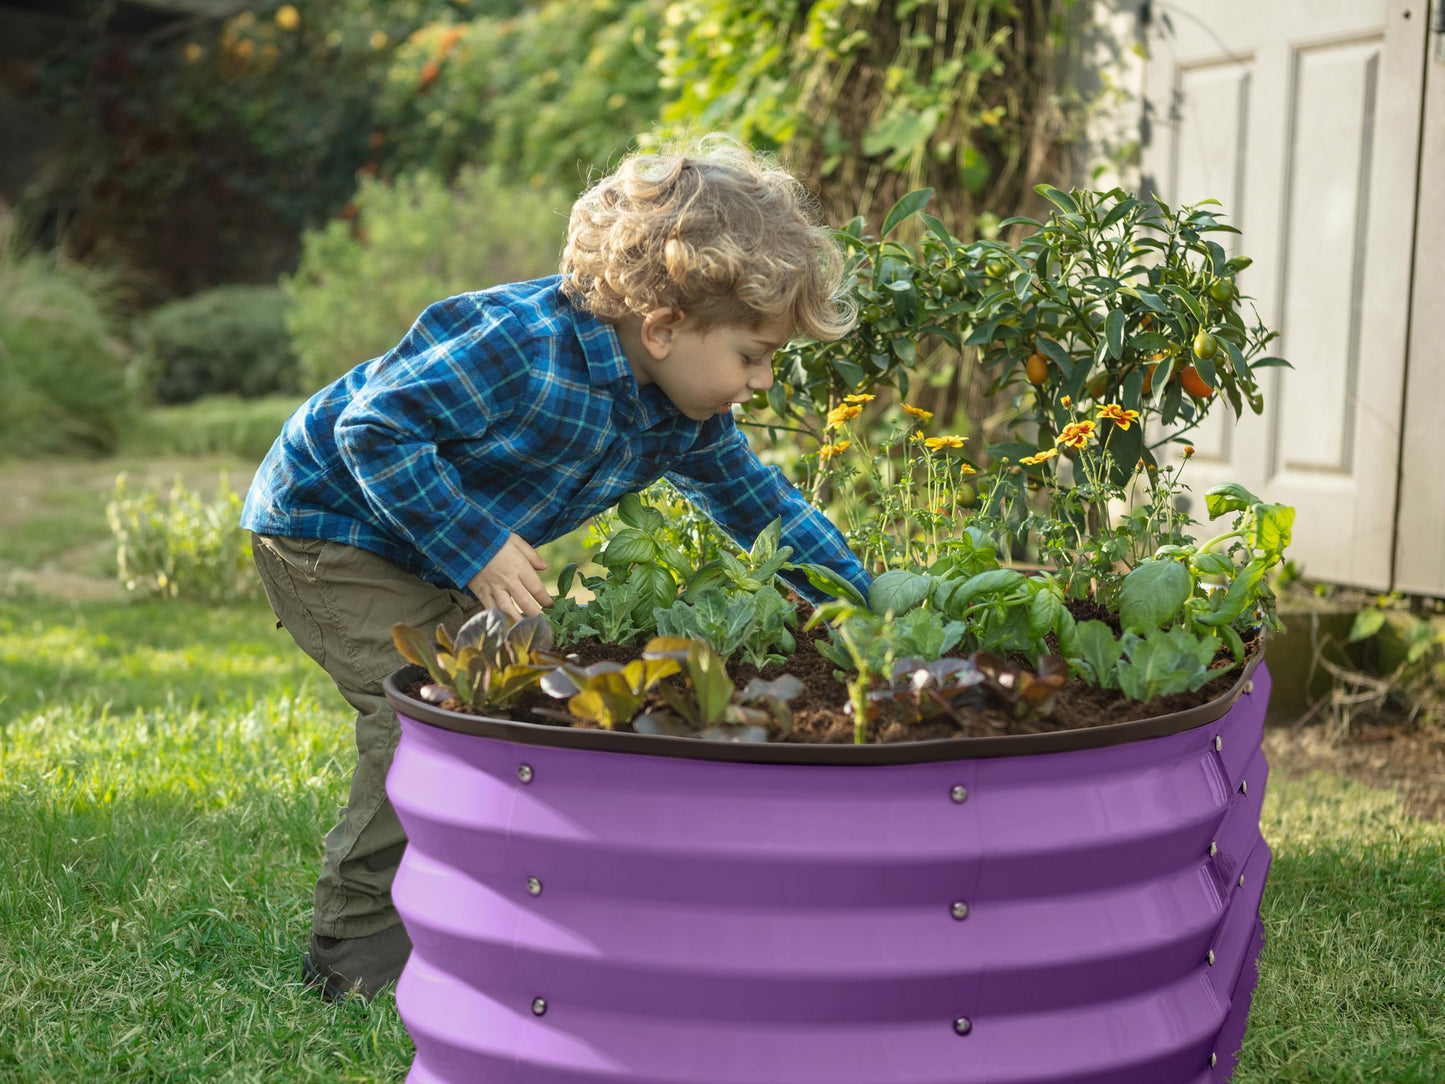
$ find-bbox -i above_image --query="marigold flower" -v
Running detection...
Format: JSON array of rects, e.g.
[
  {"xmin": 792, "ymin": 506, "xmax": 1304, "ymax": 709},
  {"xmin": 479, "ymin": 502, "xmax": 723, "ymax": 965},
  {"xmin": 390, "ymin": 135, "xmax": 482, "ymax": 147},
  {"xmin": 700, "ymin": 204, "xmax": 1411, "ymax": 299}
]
[
  {"xmin": 184, "ymin": 42, "xmax": 204, "ymax": 63},
  {"xmin": 1183, "ymin": 445, "xmax": 1196, "ymax": 459},
  {"xmin": 843, "ymin": 392, "xmax": 875, "ymax": 405},
  {"xmin": 901, "ymin": 402, "xmax": 934, "ymax": 422},
  {"xmin": 275, "ymin": 4, "xmax": 300, "ymax": 30},
  {"xmin": 923, "ymin": 435, "xmax": 968, "ymax": 451},
  {"xmin": 1060, "ymin": 395, "xmax": 1072, "ymax": 409},
  {"xmin": 817, "ymin": 440, "xmax": 850, "ymax": 462},
  {"xmin": 956, "ymin": 463, "xmax": 977, "ymax": 475},
  {"xmin": 1096, "ymin": 403, "xmax": 1141, "ymax": 430},
  {"xmin": 1020, "ymin": 447, "xmax": 1060, "ymax": 466},
  {"xmin": 1055, "ymin": 420, "xmax": 1096, "ymax": 449},
  {"xmin": 826, "ymin": 403, "xmax": 862, "ymax": 429}
]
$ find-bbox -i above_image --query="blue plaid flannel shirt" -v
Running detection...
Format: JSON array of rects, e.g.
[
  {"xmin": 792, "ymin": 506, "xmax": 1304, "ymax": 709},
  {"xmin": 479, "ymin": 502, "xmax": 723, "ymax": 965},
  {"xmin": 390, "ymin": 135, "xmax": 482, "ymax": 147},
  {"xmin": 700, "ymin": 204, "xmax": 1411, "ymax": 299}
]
[{"xmin": 240, "ymin": 276, "xmax": 870, "ymax": 604}]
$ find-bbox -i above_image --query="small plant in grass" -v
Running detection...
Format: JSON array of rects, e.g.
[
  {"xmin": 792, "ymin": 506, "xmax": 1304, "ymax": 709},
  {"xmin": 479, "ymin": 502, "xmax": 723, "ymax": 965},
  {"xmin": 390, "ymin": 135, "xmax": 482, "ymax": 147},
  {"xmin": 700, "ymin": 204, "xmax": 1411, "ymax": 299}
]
[{"xmin": 105, "ymin": 473, "xmax": 259, "ymax": 602}]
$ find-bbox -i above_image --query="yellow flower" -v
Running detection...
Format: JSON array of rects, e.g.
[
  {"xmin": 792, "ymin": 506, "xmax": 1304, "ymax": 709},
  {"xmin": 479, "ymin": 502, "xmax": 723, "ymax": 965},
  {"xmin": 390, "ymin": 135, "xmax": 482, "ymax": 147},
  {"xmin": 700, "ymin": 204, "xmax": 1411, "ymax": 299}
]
[
  {"xmin": 843, "ymin": 392, "xmax": 875, "ymax": 404},
  {"xmin": 370, "ymin": 29, "xmax": 389, "ymax": 50},
  {"xmin": 233, "ymin": 38, "xmax": 255, "ymax": 58},
  {"xmin": 1183, "ymin": 445, "xmax": 1196, "ymax": 459},
  {"xmin": 956, "ymin": 463, "xmax": 977, "ymax": 475},
  {"xmin": 1096, "ymin": 403, "xmax": 1141, "ymax": 430},
  {"xmin": 909, "ymin": 432, "xmax": 927, "ymax": 442},
  {"xmin": 826, "ymin": 403, "xmax": 862, "ymax": 429},
  {"xmin": 1020, "ymin": 447, "xmax": 1059, "ymax": 466},
  {"xmin": 1055, "ymin": 420, "xmax": 1097, "ymax": 449},
  {"xmin": 183, "ymin": 42, "xmax": 204, "ymax": 63},
  {"xmin": 901, "ymin": 403, "xmax": 934, "ymax": 422},
  {"xmin": 275, "ymin": 4, "xmax": 300, "ymax": 30},
  {"xmin": 923, "ymin": 435, "xmax": 968, "ymax": 451},
  {"xmin": 817, "ymin": 440, "xmax": 850, "ymax": 462},
  {"xmin": 1060, "ymin": 395, "xmax": 1072, "ymax": 409}
]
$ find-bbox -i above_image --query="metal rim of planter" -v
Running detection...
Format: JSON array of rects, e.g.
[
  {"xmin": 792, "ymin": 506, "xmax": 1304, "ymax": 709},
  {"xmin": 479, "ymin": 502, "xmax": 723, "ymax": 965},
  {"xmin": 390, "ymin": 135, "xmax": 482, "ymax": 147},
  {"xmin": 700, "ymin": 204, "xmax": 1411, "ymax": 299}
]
[{"xmin": 381, "ymin": 641, "xmax": 1266, "ymax": 766}]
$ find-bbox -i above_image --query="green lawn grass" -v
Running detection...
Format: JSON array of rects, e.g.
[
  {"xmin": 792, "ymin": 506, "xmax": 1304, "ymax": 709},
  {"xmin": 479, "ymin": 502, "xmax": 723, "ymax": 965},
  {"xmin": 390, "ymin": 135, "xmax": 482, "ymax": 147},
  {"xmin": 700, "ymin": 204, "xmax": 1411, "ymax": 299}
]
[{"xmin": 1, "ymin": 596, "xmax": 1442, "ymax": 1082}]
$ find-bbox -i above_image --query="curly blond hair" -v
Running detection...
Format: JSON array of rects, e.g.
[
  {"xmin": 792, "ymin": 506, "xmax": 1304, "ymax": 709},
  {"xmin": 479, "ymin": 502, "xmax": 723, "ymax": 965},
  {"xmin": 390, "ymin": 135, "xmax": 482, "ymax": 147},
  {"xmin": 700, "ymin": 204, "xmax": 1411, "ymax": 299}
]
[{"xmin": 560, "ymin": 136, "xmax": 855, "ymax": 341}]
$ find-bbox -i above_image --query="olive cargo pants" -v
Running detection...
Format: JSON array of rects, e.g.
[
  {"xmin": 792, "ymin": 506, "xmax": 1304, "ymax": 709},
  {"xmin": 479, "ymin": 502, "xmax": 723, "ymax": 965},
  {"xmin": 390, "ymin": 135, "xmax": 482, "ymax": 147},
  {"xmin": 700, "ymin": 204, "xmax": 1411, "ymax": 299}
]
[{"xmin": 251, "ymin": 534, "xmax": 478, "ymax": 938}]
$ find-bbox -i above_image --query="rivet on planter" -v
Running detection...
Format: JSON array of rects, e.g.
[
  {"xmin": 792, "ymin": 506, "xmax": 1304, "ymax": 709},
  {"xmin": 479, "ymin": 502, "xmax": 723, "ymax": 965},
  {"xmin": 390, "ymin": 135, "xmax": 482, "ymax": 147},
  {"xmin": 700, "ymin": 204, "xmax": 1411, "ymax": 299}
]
[
  {"xmin": 1239, "ymin": 874, "xmax": 1246, "ymax": 887},
  {"xmin": 1240, "ymin": 779, "xmax": 1249, "ymax": 795},
  {"xmin": 518, "ymin": 764, "xmax": 534, "ymax": 784},
  {"xmin": 951, "ymin": 901, "xmax": 970, "ymax": 920},
  {"xmin": 1245, "ymin": 680, "xmax": 1255, "ymax": 694},
  {"xmin": 1211, "ymin": 1052, "xmax": 1218, "ymax": 1067},
  {"xmin": 1209, "ymin": 841, "xmax": 1218, "ymax": 856},
  {"xmin": 532, "ymin": 997, "xmax": 547, "ymax": 1016},
  {"xmin": 952, "ymin": 1017, "xmax": 972, "ymax": 1035},
  {"xmin": 1207, "ymin": 950, "xmax": 1216, "ymax": 965},
  {"xmin": 1214, "ymin": 735, "xmax": 1223, "ymax": 752},
  {"xmin": 950, "ymin": 785, "xmax": 969, "ymax": 804},
  {"xmin": 527, "ymin": 877, "xmax": 543, "ymax": 896}
]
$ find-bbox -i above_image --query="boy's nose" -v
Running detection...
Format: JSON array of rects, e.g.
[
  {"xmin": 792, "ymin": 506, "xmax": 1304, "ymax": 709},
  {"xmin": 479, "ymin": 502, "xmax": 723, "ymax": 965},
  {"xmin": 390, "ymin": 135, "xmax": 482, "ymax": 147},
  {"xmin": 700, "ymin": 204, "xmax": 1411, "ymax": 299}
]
[{"xmin": 748, "ymin": 367, "xmax": 774, "ymax": 392}]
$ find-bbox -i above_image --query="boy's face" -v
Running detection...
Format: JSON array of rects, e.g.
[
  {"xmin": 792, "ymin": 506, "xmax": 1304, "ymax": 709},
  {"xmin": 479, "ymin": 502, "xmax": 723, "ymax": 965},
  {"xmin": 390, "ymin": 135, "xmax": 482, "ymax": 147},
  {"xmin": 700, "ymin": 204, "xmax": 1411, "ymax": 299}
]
[{"xmin": 630, "ymin": 311, "xmax": 790, "ymax": 422}]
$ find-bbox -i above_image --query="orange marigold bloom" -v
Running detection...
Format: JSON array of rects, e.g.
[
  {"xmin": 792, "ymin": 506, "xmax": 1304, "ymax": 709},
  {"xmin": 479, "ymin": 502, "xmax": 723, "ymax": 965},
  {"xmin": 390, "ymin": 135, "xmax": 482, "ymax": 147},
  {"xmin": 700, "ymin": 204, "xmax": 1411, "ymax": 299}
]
[
  {"xmin": 923, "ymin": 435, "xmax": 968, "ymax": 451},
  {"xmin": 1060, "ymin": 395, "xmax": 1073, "ymax": 409},
  {"xmin": 843, "ymin": 392, "xmax": 875, "ymax": 404},
  {"xmin": 1096, "ymin": 403, "xmax": 1141, "ymax": 430},
  {"xmin": 1020, "ymin": 447, "xmax": 1060, "ymax": 466},
  {"xmin": 901, "ymin": 402, "xmax": 934, "ymax": 422},
  {"xmin": 826, "ymin": 403, "xmax": 862, "ymax": 429},
  {"xmin": 1055, "ymin": 420, "xmax": 1096, "ymax": 449},
  {"xmin": 818, "ymin": 440, "xmax": 851, "ymax": 462},
  {"xmin": 1183, "ymin": 445, "xmax": 1196, "ymax": 459}
]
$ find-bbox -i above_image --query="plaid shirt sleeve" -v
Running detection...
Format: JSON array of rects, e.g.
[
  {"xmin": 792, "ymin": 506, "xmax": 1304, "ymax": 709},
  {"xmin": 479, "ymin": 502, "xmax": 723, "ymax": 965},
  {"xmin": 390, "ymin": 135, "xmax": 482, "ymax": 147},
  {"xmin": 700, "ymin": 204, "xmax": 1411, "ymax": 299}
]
[
  {"xmin": 665, "ymin": 417, "xmax": 871, "ymax": 605},
  {"xmin": 332, "ymin": 299, "xmax": 531, "ymax": 590}
]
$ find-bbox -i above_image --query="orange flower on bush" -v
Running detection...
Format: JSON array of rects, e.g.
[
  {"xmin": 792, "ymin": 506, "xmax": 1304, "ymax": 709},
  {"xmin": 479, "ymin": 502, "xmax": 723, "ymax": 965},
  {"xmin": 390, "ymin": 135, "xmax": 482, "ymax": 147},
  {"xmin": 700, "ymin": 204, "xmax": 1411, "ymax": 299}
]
[
  {"xmin": 843, "ymin": 392, "xmax": 875, "ymax": 405},
  {"xmin": 1055, "ymin": 420, "xmax": 1096, "ymax": 449},
  {"xmin": 826, "ymin": 403, "xmax": 862, "ymax": 429},
  {"xmin": 1060, "ymin": 395, "xmax": 1073, "ymax": 409},
  {"xmin": 1096, "ymin": 403, "xmax": 1141, "ymax": 430},
  {"xmin": 1020, "ymin": 447, "xmax": 1059, "ymax": 466},
  {"xmin": 901, "ymin": 403, "xmax": 934, "ymax": 422},
  {"xmin": 274, "ymin": 4, "xmax": 300, "ymax": 30},
  {"xmin": 817, "ymin": 440, "xmax": 850, "ymax": 462},
  {"xmin": 923, "ymin": 435, "xmax": 967, "ymax": 451}
]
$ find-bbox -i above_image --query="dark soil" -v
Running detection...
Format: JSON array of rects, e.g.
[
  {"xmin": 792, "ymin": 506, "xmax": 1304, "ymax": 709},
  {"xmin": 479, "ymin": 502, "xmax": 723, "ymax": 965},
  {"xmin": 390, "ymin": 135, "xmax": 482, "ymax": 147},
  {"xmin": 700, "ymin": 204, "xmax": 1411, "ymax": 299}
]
[{"xmin": 416, "ymin": 599, "xmax": 1260, "ymax": 745}]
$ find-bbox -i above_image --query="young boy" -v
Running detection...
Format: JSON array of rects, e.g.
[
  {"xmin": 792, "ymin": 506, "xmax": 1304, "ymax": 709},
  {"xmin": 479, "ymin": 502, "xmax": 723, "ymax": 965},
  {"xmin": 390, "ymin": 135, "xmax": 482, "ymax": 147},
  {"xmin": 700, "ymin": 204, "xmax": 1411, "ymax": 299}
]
[{"xmin": 241, "ymin": 137, "xmax": 871, "ymax": 1001}]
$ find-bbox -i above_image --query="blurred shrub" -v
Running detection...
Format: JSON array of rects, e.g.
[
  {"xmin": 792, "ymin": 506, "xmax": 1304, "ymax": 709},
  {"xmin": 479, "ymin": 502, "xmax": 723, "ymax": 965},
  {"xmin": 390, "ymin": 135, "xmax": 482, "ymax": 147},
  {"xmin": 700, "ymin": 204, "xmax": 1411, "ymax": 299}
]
[
  {"xmin": 106, "ymin": 472, "xmax": 260, "ymax": 602},
  {"xmin": 123, "ymin": 394, "xmax": 305, "ymax": 461},
  {"xmin": 0, "ymin": 215, "xmax": 136, "ymax": 458},
  {"xmin": 132, "ymin": 285, "xmax": 299, "ymax": 404},
  {"xmin": 377, "ymin": 0, "xmax": 665, "ymax": 190},
  {"xmin": 285, "ymin": 165, "xmax": 568, "ymax": 389}
]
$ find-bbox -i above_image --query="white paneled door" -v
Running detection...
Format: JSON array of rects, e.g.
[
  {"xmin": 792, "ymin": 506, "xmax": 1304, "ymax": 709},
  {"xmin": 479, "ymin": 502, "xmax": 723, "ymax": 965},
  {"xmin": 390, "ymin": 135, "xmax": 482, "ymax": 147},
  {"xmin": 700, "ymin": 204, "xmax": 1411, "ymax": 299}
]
[{"xmin": 1140, "ymin": 0, "xmax": 1429, "ymax": 589}]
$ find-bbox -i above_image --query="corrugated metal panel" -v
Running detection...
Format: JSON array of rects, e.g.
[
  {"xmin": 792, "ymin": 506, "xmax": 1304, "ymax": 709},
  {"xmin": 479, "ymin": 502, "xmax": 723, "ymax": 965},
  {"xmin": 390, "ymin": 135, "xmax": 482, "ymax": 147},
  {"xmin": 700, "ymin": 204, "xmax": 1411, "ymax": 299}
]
[{"xmin": 386, "ymin": 666, "xmax": 1272, "ymax": 1084}]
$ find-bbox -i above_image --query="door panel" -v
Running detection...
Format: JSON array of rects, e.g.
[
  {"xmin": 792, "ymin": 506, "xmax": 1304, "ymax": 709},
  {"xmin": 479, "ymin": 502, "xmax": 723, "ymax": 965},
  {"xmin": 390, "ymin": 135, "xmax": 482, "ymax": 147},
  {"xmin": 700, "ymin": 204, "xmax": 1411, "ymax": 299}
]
[{"xmin": 1141, "ymin": 1, "xmax": 1426, "ymax": 589}]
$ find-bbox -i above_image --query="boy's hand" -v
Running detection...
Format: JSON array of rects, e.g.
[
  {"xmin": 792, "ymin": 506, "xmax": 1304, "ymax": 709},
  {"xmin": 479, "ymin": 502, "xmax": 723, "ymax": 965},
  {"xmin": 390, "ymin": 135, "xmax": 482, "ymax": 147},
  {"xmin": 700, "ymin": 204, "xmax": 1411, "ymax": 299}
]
[{"xmin": 468, "ymin": 533, "xmax": 552, "ymax": 616}]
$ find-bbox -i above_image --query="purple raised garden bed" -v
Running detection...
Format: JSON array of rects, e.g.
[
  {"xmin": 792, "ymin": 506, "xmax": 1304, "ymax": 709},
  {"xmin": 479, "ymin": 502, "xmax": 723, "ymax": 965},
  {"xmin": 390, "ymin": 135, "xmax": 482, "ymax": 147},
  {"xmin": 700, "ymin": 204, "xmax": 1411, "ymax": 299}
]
[{"xmin": 382, "ymin": 653, "xmax": 1271, "ymax": 1084}]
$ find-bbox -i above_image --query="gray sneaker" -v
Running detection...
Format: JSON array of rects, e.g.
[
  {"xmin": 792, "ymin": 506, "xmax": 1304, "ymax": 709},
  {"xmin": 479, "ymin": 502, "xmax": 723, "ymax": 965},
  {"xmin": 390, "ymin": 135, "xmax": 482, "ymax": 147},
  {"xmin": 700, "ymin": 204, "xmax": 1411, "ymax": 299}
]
[{"xmin": 301, "ymin": 924, "xmax": 412, "ymax": 1001}]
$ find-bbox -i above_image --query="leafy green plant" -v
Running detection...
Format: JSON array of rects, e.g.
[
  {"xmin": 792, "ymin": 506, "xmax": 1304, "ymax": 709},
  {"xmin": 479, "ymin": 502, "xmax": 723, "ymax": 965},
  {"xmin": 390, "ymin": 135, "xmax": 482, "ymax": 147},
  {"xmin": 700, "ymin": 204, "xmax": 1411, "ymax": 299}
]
[
  {"xmin": 655, "ymin": 585, "xmax": 797, "ymax": 670},
  {"xmin": 131, "ymin": 285, "xmax": 299, "ymax": 405},
  {"xmin": 392, "ymin": 607, "xmax": 561, "ymax": 712},
  {"xmin": 634, "ymin": 637, "xmax": 803, "ymax": 743},
  {"xmin": 105, "ymin": 473, "xmax": 259, "ymax": 603}
]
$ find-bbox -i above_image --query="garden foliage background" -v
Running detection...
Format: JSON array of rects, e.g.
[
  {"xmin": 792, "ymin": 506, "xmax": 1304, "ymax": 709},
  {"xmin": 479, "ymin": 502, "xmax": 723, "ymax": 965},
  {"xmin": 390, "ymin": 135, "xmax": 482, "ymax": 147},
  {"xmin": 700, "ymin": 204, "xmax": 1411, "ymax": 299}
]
[{"xmin": 2, "ymin": 0, "xmax": 1082, "ymax": 459}]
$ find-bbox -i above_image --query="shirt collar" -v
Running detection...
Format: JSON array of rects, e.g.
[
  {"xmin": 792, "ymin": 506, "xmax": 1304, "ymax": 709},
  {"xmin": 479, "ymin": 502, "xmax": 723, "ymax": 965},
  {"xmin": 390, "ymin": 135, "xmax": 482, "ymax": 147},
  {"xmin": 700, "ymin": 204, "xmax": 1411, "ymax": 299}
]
[{"xmin": 557, "ymin": 279, "xmax": 683, "ymax": 430}]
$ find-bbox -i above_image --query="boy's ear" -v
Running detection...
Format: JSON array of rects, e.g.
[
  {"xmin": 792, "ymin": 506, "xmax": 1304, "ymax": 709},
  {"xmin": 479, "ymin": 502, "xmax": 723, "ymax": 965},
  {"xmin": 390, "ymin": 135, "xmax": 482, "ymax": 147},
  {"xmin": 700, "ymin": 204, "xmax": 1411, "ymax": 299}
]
[{"xmin": 639, "ymin": 307, "xmax": 686, "ymax": 359}]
